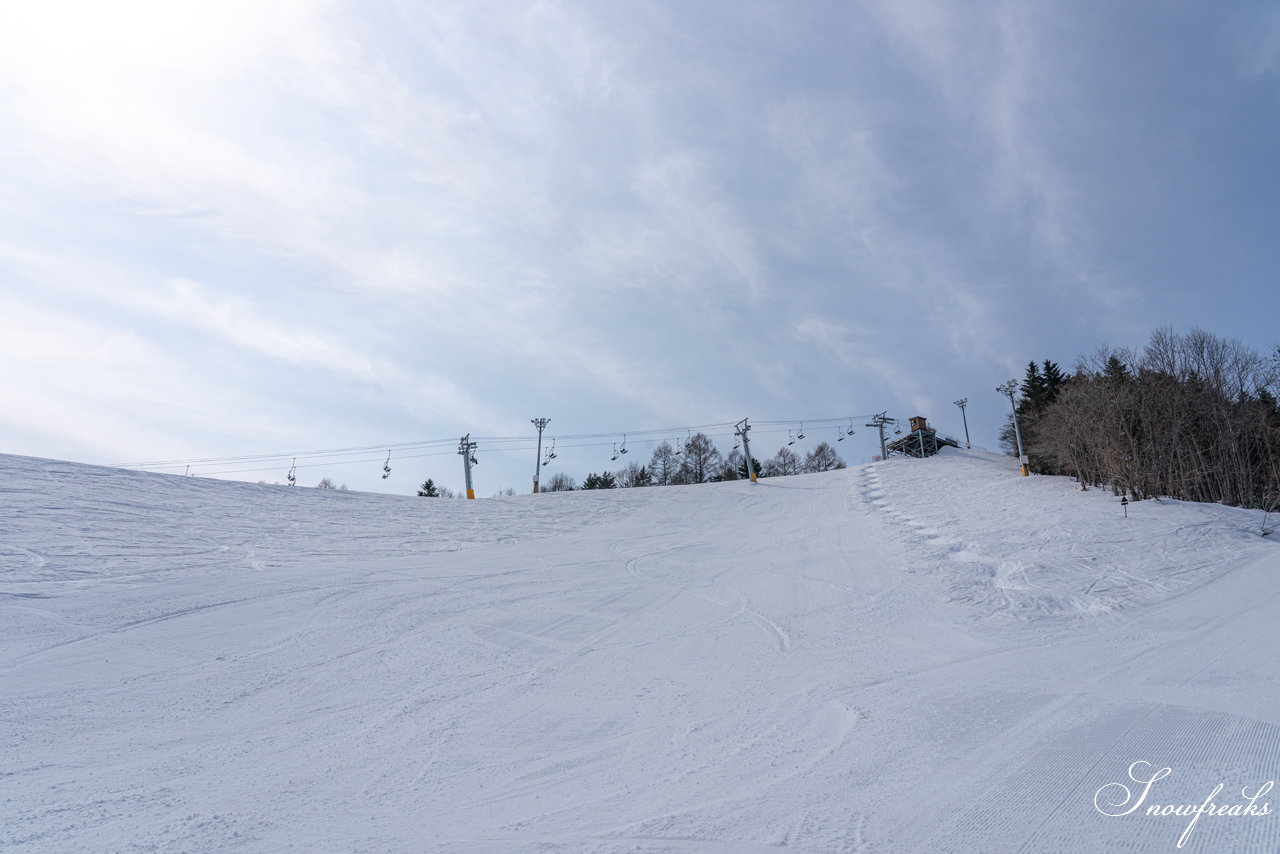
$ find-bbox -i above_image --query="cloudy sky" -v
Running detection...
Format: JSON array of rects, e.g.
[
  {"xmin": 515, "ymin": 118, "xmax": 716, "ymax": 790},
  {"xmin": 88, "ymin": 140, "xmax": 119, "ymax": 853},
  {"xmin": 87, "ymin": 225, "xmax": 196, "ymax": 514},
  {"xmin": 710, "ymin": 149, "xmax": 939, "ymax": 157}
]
[{"xmin": 2, "ymin": 0, "xmax": 1278, "ymax": 495}]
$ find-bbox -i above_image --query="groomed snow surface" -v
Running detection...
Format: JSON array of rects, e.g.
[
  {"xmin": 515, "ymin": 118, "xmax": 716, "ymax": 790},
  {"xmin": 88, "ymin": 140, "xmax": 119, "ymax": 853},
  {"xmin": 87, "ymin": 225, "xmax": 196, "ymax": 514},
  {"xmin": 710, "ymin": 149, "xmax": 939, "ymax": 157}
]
[{"xmin": 3, "ymin": 448, "xmax": 1279, "ymax": 853}]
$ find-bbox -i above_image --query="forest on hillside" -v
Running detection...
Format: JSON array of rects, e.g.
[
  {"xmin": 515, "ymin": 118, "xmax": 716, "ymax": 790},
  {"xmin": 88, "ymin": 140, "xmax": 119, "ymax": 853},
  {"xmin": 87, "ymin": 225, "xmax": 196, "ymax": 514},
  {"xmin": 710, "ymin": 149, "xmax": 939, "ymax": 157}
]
[{"xmin": 1005, "ymin": 328, "xmax": 1280, "ymax": 510}]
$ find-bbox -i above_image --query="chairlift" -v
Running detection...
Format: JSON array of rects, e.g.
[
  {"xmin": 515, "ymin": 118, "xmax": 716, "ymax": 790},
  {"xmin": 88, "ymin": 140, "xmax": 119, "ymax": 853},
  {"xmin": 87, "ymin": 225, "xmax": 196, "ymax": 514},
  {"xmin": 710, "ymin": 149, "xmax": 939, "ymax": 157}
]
[
  {"xmin": 611, "ymin": 443, "xmax": 619, "ymax": 462},
  {"xmin": 382, "ymin": 450, "xmax": 392, "ymax": 479},
  {"xmin": 287, "ymin": 458, "xmax": 297, "ymax": 487},
  {"xmin": 847, "ymin": 420, "xmax": 855, "ymax": 436},
  {"xmin": 836, "ymin": 427, "xmax": 845, "ymax": 442},
  {"xmin": 543, "ymin": 439, "xmax": 557, "ymax": 466},
  {"xmin": 470, "ymin": 455, "xmax": 479, "ymax": 466},
  {"xmin": 787, "ymin": 430, "xmax": 795, "ymax": 446},
  {"xmin": 797, "ymin": 422, "xmax": 805, "ymax": 440},
  {"xmin": 619, "ymin": 434, "xmax": 628, "ymax": 455}
]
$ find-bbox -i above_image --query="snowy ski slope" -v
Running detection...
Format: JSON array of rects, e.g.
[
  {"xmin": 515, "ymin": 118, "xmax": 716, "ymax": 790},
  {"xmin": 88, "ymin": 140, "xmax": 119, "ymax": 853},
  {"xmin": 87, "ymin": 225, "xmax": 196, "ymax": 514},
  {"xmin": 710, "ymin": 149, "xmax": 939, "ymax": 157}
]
[{"xmin": 3, "ymin": 448, "xmax": 1279, "ymax": 852}]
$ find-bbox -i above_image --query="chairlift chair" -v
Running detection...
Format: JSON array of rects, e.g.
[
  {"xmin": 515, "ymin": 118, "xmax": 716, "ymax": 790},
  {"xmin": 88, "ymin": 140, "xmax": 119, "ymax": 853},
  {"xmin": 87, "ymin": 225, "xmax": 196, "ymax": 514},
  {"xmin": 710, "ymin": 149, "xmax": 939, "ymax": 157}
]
[{"xmin": 382, "ymin": 450, "xmax": 392, "ymax": 479}]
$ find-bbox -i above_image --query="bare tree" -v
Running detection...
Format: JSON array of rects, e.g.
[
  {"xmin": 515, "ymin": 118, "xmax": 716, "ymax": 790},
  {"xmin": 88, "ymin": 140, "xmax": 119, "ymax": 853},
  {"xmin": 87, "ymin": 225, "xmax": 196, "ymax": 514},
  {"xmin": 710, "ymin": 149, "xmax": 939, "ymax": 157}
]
[
  {"xmin": 543, "ymin": 472, "xmax": 577, "ymax": 492},
  {"xmin": 764, "ymin": 446, "xmax": 802, "ymax": 477},
  {"xmin": 648, "ymin": 442, "xmax": 681, "ymax": 486},
  {"xmin": 616, "ymin": 461, "xmax": 653, "ymax": 488},
  {"xmin": 1028, "ymin": 328, "xmax": 1280, "ymax": 510},
  {"xmin": 719, "ymin": 448, "xmax": 745, "ymax": 481},
  {"xmin": 677, "ymin": 433, "xmax": 723, "ymax": 484},
  {"xmin": 803, "ymin": 442, "xmax": 846, "ymax": 473}
]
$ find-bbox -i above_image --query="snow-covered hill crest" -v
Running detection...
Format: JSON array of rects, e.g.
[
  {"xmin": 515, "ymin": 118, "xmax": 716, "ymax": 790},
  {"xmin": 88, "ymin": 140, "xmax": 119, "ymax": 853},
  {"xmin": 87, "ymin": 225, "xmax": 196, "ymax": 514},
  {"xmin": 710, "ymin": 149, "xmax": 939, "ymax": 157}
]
[{"xmin": 3, "ymin": 449, "xmax": 1278, "ymax": 853}]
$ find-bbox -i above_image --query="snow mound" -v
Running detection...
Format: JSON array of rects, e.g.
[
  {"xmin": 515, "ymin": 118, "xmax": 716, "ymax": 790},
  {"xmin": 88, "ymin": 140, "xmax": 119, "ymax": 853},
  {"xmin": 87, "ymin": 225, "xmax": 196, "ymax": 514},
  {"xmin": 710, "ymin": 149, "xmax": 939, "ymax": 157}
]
[{"xmin": 857, "ymin": 448, "xmax": 1269, "ymax": 627}]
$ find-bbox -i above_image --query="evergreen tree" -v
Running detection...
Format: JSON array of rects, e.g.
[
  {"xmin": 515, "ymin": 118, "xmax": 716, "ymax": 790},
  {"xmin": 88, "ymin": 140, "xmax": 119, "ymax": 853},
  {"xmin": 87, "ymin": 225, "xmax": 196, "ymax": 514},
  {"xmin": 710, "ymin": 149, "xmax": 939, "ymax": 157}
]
[
  {"xmin": 1020, "ymin": 361, "xmax": 1047, "ymax": 414},
  {"xmin": 1041, "ymin": 359, "xmax": 1066, "ymax": 398},
  {"xmin": 724, "ymin": 447, "xmax": 762, "ymax": 480},
  {"xmin": 582, "ymin": 471, "xmax": 618, "ymax": 490},
  {"xmin": 616, "ymin": 462, "xmax": 652, "ymax": 488},
  {"xmin": 417, "ymin": 478, "xmax": 440, "ymax": 497},
  {"xmin": 1103, "ymin": 354, "xmax": 1132, "ymax": 383},
  {"xmin": 1009, "ymin": 357, "xmax": 1068, "ymax": 467}
]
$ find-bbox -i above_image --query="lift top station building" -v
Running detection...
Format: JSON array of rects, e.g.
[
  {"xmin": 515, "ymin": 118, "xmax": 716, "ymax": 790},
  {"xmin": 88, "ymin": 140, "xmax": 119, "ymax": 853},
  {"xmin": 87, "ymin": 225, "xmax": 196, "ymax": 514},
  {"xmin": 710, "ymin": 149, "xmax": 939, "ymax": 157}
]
[{"xmin": 886, "ymin": 416, "xmax": 960, "ymax": 459}]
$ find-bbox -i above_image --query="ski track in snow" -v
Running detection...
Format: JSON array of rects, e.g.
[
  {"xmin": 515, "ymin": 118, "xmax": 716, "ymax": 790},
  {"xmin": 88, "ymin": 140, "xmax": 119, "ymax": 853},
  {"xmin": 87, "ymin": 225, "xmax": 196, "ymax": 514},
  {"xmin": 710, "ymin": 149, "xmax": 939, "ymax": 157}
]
[{"xmin": 2, "ymin": 449, "xmax": 1279, "ymax": 853}]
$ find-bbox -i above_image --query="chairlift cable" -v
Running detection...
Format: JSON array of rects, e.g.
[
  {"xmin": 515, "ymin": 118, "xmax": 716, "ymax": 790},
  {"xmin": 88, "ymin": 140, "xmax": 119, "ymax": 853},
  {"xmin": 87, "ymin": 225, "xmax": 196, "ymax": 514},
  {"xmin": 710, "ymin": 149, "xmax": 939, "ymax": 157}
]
[{"xmin": 118, "ymin": 413, "xmax": 881, "ymax": 477}]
